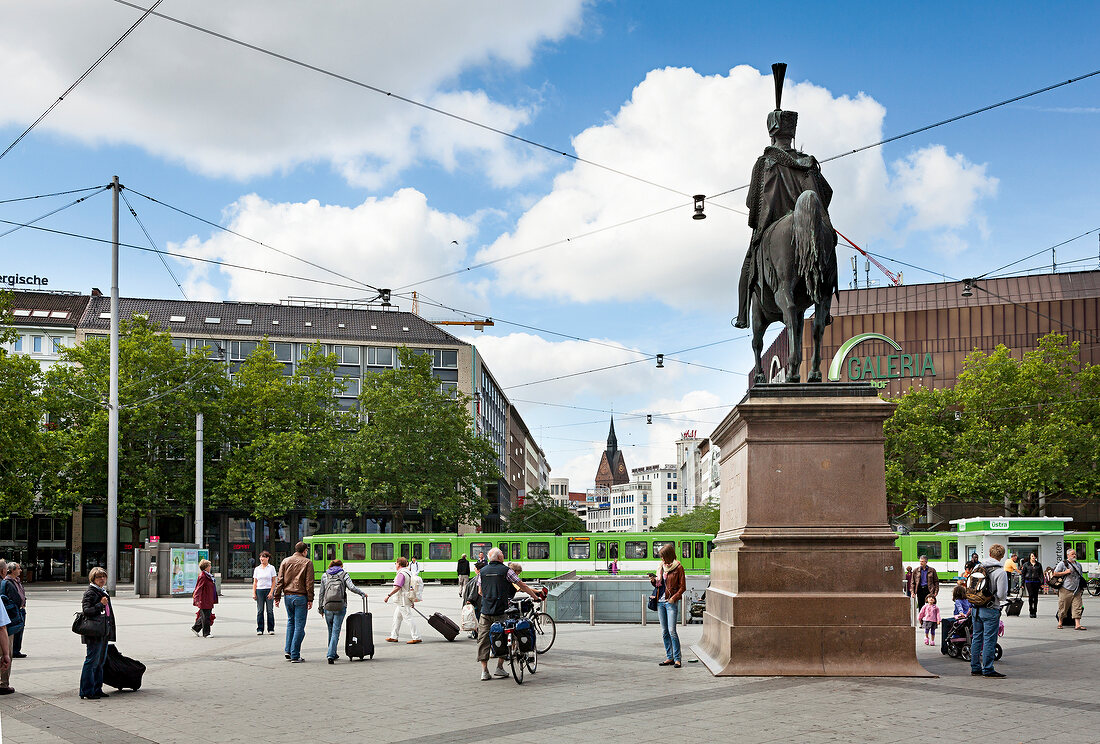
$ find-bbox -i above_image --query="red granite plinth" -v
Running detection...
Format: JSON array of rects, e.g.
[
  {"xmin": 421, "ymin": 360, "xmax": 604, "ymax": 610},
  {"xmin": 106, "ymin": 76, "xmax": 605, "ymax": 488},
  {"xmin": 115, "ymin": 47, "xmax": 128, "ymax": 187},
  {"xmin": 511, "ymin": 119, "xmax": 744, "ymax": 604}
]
[{"xmin": 692, "ymin": 384, "xmax": 932, "ymax": 677}]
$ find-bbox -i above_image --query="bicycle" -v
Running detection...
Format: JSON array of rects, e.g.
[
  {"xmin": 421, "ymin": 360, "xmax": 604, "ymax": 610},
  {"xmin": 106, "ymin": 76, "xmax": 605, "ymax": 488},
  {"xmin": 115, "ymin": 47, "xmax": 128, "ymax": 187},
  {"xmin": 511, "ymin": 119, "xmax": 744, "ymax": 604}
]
[
  {"xmin": 1087, "ymin": 578, "xmax": 1100, "ymax": 597},
  {"xmin": 500, "ymin": 600, "xmax": 538, "ymax": 684},
  {"xmin": 513, "ymin": 590, "xmax": 556, "ymax": 654}
]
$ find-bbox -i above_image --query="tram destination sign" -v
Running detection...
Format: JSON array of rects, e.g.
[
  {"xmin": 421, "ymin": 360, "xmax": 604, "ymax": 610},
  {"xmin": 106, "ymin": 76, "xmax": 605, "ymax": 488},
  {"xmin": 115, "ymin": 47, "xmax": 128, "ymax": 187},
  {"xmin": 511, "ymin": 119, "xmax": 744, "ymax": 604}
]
[{"xmin": 827, "ymin": 332, "xmax": 936, "ymax": 389}]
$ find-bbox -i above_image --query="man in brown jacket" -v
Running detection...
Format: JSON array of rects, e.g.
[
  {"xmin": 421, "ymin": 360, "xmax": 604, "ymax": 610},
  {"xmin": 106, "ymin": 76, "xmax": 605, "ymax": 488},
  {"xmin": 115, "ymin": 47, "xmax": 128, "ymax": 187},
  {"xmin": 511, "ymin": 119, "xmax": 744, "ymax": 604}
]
[
  {"xmin": 908, "ymin": 555, "xmax": 939, "ymax": 608},
  {"xmin": 273, "ymin": 542, "xmax": 314, "ymax": 662}
]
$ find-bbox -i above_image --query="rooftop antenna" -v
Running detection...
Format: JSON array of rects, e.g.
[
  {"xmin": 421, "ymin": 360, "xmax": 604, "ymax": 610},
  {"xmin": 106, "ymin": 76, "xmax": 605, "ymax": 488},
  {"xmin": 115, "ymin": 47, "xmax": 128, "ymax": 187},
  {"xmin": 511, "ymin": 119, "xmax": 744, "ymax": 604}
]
[{"xmin": 850, "ymin": 255, "xmax": 858, "ymax": 289}]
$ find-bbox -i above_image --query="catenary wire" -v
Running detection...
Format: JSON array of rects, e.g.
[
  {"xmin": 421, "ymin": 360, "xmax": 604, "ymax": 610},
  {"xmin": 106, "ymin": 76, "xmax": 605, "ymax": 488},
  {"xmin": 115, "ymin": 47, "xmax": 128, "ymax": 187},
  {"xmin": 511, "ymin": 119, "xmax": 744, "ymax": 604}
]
[
  {"xmin": 0, "ymin": 1, "xmax": 164, "ymax": 163},
  {"xmin": 0, "ymin": 185, "xmax": 110, "ymax": 205},
  {"xmin": 0, "ymin": 186, "xmax": 109, "ymax": 241},
  {"xmin": 107, "ymin": 0, "xmax": 695, "ymax": 200},
  {"xmin": 120, "ymin": 189, "xmax": 187, "ymax": 299},
  {"xmin": 976, "ymin": 227, "xmax": 1100, "ymax": 279}
]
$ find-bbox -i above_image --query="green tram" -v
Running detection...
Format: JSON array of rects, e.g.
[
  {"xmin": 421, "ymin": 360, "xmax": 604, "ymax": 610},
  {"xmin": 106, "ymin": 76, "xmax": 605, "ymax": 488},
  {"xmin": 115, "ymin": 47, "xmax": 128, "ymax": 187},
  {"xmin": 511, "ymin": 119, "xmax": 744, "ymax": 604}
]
[
  {"xmin": 306, "ymin": 524, "xmax": 1100, "ymax": 582},
  {"xmin": 304, "ymin": 532, "xmax": 715, "ymax": 581}
]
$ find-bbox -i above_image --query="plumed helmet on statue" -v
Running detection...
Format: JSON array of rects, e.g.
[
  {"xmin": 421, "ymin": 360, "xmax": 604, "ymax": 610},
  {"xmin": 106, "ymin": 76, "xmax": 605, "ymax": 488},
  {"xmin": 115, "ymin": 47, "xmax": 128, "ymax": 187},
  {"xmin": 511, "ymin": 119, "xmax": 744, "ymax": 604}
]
[{"xmin": 766, "ymin": 62, "xmax": 798, "ymax": 138}]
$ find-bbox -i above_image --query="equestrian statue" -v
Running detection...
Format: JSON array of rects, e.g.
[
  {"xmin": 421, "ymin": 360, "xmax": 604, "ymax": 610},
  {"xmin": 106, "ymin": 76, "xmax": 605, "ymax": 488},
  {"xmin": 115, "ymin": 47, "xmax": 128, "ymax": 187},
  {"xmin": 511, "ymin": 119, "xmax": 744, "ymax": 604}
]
[{"xmin": 734, "ymin": 63, "xmax": 839, "ymax": 384}]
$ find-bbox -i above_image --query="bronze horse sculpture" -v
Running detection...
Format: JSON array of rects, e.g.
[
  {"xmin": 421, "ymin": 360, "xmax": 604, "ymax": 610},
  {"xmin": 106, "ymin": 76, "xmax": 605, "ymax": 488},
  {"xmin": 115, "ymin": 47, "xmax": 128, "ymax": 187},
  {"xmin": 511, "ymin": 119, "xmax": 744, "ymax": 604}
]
[
  {"xmin": 734, "ymin": 63, "xmax": 839, "ymax": 384},
  {"xmin": 748, "ymin": 191, "xmax": 838, "ymax": 383}
]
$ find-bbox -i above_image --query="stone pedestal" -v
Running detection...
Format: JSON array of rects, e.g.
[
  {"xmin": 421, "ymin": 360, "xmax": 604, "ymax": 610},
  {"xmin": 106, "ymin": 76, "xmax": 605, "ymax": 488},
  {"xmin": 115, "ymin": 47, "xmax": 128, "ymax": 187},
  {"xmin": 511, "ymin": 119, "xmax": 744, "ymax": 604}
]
[{"xmin": 693, "ymin": 383, "xmax": 931, "ymax": 677}]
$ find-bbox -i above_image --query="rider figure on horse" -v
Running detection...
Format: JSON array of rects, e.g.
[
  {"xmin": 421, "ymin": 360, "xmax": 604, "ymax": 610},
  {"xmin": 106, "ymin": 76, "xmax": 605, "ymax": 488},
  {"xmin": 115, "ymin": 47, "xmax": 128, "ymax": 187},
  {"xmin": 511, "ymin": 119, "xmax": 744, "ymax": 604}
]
[{"xmin": 734, "ymin": 67, "xmax": 835, "ymax": 330}]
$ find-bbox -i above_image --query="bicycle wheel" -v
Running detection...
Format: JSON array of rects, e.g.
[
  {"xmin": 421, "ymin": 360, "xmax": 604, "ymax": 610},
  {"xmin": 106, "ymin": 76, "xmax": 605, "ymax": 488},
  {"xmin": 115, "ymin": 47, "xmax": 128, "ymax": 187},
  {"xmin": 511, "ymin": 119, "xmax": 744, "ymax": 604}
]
[
  {"xmin": 509, "ymin": 635, "xmax": 524, "ymax": 684},
  {"xmin": 533, "ymin": 612, "xmax": 556, "ymax": 653},
  {"xmin": 1088, "ymin": 580, "xmax": 1100, "ymax": 597},
  {"xmin": 526, "ymin": 646, "xmax": 537, "ymax": 674}
]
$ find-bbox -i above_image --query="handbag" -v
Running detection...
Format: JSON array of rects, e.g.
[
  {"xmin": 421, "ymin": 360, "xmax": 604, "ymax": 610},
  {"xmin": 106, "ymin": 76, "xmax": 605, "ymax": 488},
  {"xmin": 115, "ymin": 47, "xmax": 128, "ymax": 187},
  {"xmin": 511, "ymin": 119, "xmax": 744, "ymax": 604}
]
[
  {"xmin": 647, "ymin": 583, "xmax": 660, "ymax": 612},
  {"xmin": 72, "ymin": 611, "xmax": 108, "ymax": 638}
]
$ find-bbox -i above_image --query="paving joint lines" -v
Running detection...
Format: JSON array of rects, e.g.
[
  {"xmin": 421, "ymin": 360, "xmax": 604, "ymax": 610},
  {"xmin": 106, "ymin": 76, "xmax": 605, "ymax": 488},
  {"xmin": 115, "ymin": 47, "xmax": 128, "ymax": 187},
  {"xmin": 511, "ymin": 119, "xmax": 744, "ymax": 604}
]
[
  {"xmin": 389, "ymin": 675, "xmax": 826, "ymax": 744},
  {"xmin": 2, "ymin": 692, "xmax": 158, "ymax": 744}
]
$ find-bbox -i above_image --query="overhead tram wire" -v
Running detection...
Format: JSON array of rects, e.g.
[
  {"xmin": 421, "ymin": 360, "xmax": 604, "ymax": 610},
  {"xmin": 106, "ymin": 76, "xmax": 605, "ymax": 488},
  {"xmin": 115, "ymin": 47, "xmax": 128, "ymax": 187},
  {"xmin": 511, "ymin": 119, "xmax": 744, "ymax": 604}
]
[
  {"xmin": 107, "ymin": 0, "xmax": 696, "ymax": 201},
  {"xmin": 976, "ymin": 226, "xmax": 1100, "ymax": 279},
  {"xmin": 0, "ymin": 186, "xmax": 110, "ymax": 241},
  {"xmin": 0, "ymin": 185, "xmax": 110, "ymax": 205},
  {"xmin": 120, "ymin": 189, "xmax": 187, "ymax": 299},
  {"xmin": 0, "ymin": 1, "xmax": 164, "ymax": 163},
  {"xmin": 125, "ymin": 186, "xmax": 384, "ymax": 296}
]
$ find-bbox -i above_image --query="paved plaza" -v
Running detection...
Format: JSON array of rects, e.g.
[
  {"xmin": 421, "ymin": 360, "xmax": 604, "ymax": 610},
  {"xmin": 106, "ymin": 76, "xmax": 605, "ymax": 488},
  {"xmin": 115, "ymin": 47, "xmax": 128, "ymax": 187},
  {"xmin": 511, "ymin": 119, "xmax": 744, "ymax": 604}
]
[{"xmin": 0, "ymin": 583, "xmax": 1096, "ymax": 744}]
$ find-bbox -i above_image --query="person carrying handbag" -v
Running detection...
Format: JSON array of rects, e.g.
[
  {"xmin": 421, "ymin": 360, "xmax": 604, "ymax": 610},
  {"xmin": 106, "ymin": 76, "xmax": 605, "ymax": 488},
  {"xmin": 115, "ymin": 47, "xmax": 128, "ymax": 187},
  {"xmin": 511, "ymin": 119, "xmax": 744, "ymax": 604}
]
[{"xmin": 79, "ymin": 567, "xmax": 116, "ymax": 700}]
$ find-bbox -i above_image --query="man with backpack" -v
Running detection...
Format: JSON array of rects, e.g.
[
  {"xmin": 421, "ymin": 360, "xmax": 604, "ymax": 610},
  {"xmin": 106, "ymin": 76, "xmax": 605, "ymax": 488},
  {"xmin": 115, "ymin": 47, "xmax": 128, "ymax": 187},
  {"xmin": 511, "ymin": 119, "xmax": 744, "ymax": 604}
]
[
  {"xmin": 476, "ymin": 548, "xmax": 542, "ymax": 681},
  {"xmin": 383, "ymin": 557, "xmax": 422, "ymax": 644},
  {"xmin": 316, "ymin": 559, "xmax": 368, "ymax": 664},
  {"xmin": 965, "ymin": 543, "xmax": 1009, "ymax": 678},
  {"xmin": 1052, "ymin": 549, "xmax": 1086, "ymax": 631}
]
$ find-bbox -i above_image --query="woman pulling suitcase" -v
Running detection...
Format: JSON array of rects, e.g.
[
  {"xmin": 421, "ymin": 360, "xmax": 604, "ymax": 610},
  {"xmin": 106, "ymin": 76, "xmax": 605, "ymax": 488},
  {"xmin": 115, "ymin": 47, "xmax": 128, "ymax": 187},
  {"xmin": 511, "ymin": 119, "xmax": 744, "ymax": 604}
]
[{"xmin": 317, "ymin": 559, "xmax": 368, "ymax": 663}]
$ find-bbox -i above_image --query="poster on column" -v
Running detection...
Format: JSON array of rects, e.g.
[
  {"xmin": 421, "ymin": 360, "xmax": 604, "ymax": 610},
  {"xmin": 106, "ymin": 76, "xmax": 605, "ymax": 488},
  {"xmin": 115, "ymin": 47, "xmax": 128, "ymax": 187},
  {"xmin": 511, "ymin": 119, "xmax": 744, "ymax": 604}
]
[
  {"xmin": 170, "ymin": 548, "xmax": 186, "ymax": 595},
  {"xmin": 170, "ymin": 549, "xmax": 205, "ymax": 596}
]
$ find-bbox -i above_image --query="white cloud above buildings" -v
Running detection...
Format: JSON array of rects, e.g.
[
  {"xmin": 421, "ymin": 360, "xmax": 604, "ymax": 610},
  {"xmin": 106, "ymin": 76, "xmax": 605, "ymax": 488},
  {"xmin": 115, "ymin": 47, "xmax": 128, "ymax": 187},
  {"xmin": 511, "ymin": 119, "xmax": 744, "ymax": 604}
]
[
  {"xmin": 0, "ymin": 0, "xmax": 585, "ymax": 186},
  {"xmin": 475, "ymin": 65, "xmax": 999, "ymax": 311}
]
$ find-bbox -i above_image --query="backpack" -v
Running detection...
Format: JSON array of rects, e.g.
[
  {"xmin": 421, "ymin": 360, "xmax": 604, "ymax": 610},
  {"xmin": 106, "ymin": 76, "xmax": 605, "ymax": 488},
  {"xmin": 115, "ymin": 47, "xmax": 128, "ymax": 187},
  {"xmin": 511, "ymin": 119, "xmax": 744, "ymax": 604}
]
[
  {"xmin": 321, "ymin": 571, "xmax": 347, "ymax": 611},
  {"xmin": 965, "ymin": 564, "xmax": 998, "ymax": 608},
  {"xmin": 407, "ymin": 571, "xmax": 424, "ymax": 602}
]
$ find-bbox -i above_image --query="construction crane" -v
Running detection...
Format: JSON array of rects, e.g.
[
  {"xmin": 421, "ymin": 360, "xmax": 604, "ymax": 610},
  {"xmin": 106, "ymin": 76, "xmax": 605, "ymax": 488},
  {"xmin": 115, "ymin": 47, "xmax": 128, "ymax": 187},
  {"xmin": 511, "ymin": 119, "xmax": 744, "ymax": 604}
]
[
  {"xmin": 409, "ymin": 292, "xmax": 494, "ymax": 330},
  {"xmin": 835, "ymin": 228, "xmax": 902, "ymax": 287}
]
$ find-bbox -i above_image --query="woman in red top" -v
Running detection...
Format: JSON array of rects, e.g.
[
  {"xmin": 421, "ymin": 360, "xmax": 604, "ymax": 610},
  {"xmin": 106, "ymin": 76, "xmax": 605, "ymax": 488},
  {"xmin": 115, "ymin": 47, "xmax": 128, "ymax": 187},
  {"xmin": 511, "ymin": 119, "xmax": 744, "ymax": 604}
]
[
  {"xmin": 191, "ymin": 560, "xmax": 218, "ymax": 638},
  {"xmin": 652, "ymin": 543, "xmax": 687, "ymax": 668}
]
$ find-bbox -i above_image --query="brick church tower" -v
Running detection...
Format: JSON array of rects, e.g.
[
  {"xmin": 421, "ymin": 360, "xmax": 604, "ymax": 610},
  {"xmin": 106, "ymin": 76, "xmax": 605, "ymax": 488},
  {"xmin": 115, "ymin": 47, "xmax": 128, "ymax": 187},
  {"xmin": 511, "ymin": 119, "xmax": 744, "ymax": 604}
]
[{"xmin": 594, "ymin": 416, "xmax": 630, "ymax": 490}]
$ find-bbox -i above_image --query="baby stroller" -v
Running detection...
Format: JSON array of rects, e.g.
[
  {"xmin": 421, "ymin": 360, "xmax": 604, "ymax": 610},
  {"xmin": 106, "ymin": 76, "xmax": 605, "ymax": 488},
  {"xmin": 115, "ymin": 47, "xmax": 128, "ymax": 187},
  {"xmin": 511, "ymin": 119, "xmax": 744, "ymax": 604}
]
[{"xmin": 942, "ymin": 612, "xmax": 1002, "ymax": 662}]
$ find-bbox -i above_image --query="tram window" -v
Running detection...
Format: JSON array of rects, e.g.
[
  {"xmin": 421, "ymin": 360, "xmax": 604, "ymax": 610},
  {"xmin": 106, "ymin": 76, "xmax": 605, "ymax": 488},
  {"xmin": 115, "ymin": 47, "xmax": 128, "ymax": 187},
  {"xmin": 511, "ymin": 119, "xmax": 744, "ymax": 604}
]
[
  {"xmin": 327, "ymin": 544, "xmax": 336, "ymax": 562},
  {"xmin": 413, "ymin": 544, "xmax": 423, "ymax": 560},
  {"xmin": 707, "ymin": 541, "xmax": 715, "ymax": 557},
  {"xmin": 428, "ymin": 542, "xmax": 451, "ymax": 560},
  {"xmin": 512, "ymin": 543, "xmax": 521, "ymax": 560},
  {"xmin": 695, "ymin": 541, "xmax": 705, "ymax": 559},
  {"xmin": 568, "ymin": 542, "xmax": 590, "ymax": 559},
  {"xmin": 343, "ymin": 543, "xmax": 366, "ymax": 561},
  {"xmin": 596, "ymin": 543, "xmax": 606, "ymax": 560},
  {"xmin": 609, "ymin": 543, "xmax": 619, "ymax": 559},
  {"xmin": 470, "ymin": 542, "xmax": 492, "ymax": 561},
  {"xmin": 625, "ymin": 541, "xmax": 646, "ymax": 559},
  {"xmin": 527, "ymin": 542, "xmax": 550, "ymax": 560},
  {"xmin": 949, "ymin": 542, "xmax": 958, "ymax": 560},
  {"xmin": 313, "ymin": 544, "xmax": 323, "ymax": 561},
  {"xmin": 681, "ymin": 542, "xmax": 691, "ymax": 559},
  {"xmin": 371, "ymin": 542, "xmax": 394, "ymax": 561},
  {"xmin": 1072, "ymin": 541, "xmax": 1086, "ymax": 558},
  {"xmin": 915, "ymin": 541, "xmax": 942, "ymax": 560},
  {"xmin": 499, "ymin": 542, "xmax": 509, "ymax": 554},
  {"xmin": 653, "ymin": 540, "xmax": 673, "ymax": 557}
]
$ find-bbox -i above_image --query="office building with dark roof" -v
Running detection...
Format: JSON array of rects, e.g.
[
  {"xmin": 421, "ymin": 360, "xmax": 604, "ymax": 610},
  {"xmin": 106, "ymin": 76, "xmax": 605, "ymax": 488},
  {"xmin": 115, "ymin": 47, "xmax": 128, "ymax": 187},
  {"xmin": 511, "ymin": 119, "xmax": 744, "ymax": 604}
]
[{"xmin": 4, "ymin": 290, "xmax": 541, "ymax": 582}]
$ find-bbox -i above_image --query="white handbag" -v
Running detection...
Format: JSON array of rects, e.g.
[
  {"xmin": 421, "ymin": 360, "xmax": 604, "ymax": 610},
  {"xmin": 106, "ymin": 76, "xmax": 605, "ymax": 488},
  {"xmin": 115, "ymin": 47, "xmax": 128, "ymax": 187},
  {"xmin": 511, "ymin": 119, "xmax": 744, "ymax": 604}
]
[{"xmin": 461, "ymin": 603, "xmax": 477, "ymax": 631}]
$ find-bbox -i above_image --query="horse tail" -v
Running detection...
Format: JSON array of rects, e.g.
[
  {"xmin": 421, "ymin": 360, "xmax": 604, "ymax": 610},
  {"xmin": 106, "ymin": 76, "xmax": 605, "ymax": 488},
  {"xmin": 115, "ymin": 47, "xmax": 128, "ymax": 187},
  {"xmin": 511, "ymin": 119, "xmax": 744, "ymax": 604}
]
[{"xmin": 792, "ymin": 190, "xmax": 838, "ymax": 304}]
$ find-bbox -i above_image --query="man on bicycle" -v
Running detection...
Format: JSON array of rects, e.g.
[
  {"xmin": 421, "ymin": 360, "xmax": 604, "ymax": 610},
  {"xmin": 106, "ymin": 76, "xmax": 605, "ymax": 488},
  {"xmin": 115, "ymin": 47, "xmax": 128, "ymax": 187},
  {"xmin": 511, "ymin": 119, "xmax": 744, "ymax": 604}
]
[{"xmin": 477, "ymin": 548, "xmax": 541, "ymax": 681}]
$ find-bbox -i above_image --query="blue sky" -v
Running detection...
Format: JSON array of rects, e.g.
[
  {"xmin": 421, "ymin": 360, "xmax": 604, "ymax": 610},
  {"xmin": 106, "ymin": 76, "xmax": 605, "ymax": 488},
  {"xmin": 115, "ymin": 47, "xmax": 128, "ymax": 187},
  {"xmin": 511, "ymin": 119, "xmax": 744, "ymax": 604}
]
[{"xmin": 2, "ymin": 1, "xmax": 1098, "ymax": 488}]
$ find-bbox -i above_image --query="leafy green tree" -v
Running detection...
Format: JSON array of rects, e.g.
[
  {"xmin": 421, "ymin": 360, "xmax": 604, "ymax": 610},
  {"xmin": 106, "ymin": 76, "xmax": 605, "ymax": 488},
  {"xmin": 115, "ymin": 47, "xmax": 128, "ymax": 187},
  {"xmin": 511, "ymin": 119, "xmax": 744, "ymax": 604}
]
[
  {"xmin": 343, "ymin": 347, "xmax": 497, "ymax": 531},
  {"xmin": 0, "ymin": 348, "xmax": 49, "ymax": 515},
  {"xmin": 505, "ymin": 489, "xmax": 586, "ymax": 533},
  {"xmin": 651, "ymin": 500, "xmax": 719, "ymax": 534},
  {"xmin": 214, "ymin": 341, "xmax": 347, "ymax": 524},
  {"xmin": 885, "ymin": 333, "xmax": 1100, "ymax": 517},
  {"xmin": 41, "ymin": 317, "xmax": 226, "ymax": 537}
]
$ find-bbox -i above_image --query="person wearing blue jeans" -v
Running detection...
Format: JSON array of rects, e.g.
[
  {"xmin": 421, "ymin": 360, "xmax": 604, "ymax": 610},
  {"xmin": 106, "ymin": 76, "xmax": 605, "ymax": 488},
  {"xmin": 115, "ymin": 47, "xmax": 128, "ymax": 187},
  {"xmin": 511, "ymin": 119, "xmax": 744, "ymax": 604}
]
[
  {"xmin": 252, "ymin": 551, "xmax": 277, "ymax": 635},
  {"xmin": 658, "ymin": 600, "xmax": 681, "ymax": 665},
  {"xmin": 970, "ymin": 543, "xmax": 1009, "ymax": 678},
  {"xmin": 272, "ymin": 542, "xmax": 315, "ymax": 663},
  {"xmin": 317, "ymin": 559, "xmax": 367, "ymax": 663},
  {"xmin": 653, "ymin": 542, "xmax": 686, "ymax": 668},
  {"xmin": 283, "ymin": 594, "xmax": 308, "ymax": 661}
]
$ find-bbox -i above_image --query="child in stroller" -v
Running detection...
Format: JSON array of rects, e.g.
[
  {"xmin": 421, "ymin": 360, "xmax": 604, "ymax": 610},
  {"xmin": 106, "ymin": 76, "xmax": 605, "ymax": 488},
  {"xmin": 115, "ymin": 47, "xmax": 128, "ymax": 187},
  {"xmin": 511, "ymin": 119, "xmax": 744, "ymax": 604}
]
[{"xmin": 941, "ymin": 585, "xmax": 1004, "ymax": 662}]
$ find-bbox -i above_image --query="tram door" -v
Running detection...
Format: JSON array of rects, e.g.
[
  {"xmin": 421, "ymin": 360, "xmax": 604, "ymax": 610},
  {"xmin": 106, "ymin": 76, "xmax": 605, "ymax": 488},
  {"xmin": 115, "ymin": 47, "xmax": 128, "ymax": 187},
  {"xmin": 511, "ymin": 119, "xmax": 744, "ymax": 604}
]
[
  {"xmin": 680, "ymin": 541, "xmax": 694, "ymax": 572},
  {"xmin": 595, "ymin": 541, "xmax": 607, "ymax": 572},
  {"xmin": 398, "ymin": 542, "xmax": 422, "ymax": 562}
]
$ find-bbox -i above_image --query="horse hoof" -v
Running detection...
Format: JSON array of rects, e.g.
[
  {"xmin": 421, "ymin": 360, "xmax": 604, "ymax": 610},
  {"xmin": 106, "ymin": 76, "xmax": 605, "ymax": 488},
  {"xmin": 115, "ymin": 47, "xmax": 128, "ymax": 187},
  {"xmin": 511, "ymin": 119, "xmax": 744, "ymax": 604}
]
[
  {"xmin": 807, "ymin": 372, "xmax": 821, "ymax": 383},
  {"xmin": 753, "ymin": 373, "xmax": 766, "ymax": 384},
  {"xmin": 786, "ymin": 376, "xmax": 800, "ymax": 384}
]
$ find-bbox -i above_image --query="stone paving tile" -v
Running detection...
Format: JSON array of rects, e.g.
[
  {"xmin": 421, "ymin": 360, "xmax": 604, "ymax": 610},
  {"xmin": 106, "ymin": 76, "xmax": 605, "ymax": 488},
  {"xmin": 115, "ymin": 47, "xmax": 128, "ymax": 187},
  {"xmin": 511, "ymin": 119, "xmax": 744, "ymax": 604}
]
[{"xmin": 0, "ymin": 585, "xmax": 1095, "ymax": 742}]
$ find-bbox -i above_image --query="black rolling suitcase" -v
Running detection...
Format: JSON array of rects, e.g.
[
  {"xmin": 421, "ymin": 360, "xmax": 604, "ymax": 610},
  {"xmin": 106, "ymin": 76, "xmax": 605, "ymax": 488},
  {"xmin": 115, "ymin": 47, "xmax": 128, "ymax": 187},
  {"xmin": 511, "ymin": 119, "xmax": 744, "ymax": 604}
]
[
  {"xmin": 345, "ymin": 595, "xmax": 374, "ymax": 660},
  {"xmin": 1004, "ymin": 597, "xmax": 1023, "ymax": 617},
  {"xmin": 103, "ymin": 644, "xmax": 146, "ymax": 690},
  {"xmin": 414, "ymin": 607, "xmax": 460, "ymax": 641}
]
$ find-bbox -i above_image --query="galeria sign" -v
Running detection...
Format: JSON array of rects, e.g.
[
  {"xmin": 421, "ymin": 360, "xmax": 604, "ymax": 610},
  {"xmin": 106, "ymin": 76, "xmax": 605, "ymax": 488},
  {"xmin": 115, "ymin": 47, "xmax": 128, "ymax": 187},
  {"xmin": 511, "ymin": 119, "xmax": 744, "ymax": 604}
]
[{"xmin": 827, "ymin": 332, "xmax": 935, "ymax": 389}]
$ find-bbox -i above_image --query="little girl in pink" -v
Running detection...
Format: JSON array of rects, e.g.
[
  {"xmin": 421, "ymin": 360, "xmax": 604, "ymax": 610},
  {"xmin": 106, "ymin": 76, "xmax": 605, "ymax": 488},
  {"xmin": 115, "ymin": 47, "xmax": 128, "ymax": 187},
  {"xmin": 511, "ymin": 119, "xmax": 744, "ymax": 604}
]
[{"xmin": 916, "ymin": 594, "xmax": 941, "ymax": 645}]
